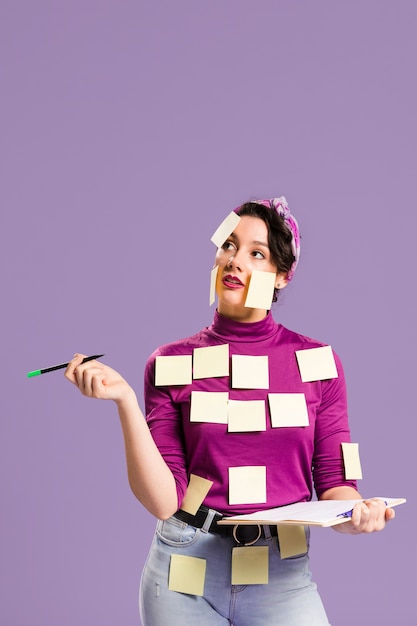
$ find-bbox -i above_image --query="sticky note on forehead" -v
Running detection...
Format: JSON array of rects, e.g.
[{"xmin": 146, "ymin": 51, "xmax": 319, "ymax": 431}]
[
  {"xmin": 295, "ymin": 345, "xmax": 338, "ymax": 382},
  {"xmin": 193, "ymin": 343, "xmax": 229, "ymax": 379},
  {"xmin": 155, "ymin": 355, "xmax": 192, "ymax": 386},
  {"xmin": 245, "ymin": 270, "xmax": 276, "ymax": 310},
  {"xmin": 341, "ymin": 442, "xmax": 363, "ymax": 480},
  {"xmin": 210, "ymin": 212, "xmax": 241, "ymax": 248}
]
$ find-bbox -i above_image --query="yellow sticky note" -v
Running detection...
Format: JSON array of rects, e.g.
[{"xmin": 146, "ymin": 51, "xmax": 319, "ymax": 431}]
[
  {"xmin": 277, "ymin": 525, "xmax": 307, "ymax": 559},
  {"xmin": 180, "ymin": 474, "xmax": 214, "ymax": 515},
  {"xmin": 268, "ymin": 393, "xmax": 309, "ymax": 427},
  {"xmin": 228, "ymin": 399, "xmax": 266, "ymax": 432},
  {"xmin": 155, "ymin": 355, "xmax": 192, "ymax": 386},
  {"xmin": 231, "ymin": 354, "xmax": 269, "ymax": 389},
  {"xmin": 231, "ymin": 546, "xmax": 269, "ymax": 585},
  {"xmin": 295, "ymin": 346, "xmax": 338, "ymax": 382},
  {"xmin": 228, "ymin": 466, "xmax": 266, "ymax": 505},
  {"xmin": 341, "ymin": 442, "xmax": 363, "ymax": 480},
  {"xmin": 210, "ymin": 212, "xmax": 241, "ymax": 248},
  {"xmin": 193, "ymin": 344, "xmax": 229, "ymax": 379},
  {"xmin": 190, "ymin": 391, "xmax": 229, "ymax": 424},
  {"xmin": 244, "ymin": 270, "xmax": 276, "ymax": 310},
  {"xmin": 209, "ymin": 265, "xmax": 219, "ymax": 306},
  {"xmin": 168, "ymin": 554, "xmax": 206, "ymax": 596}
]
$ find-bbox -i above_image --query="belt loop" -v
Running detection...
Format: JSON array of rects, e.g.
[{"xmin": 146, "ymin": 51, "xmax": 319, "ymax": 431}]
[
  {"xmin": 263, "ymin": 524, "xmax": 272, "ymax": 540},
  {"xmin": 201, "ymin": 508, "xmax": 217, "ymax": 533}
]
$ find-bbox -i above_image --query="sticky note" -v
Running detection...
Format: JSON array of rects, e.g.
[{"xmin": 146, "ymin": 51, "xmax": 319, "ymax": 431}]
[
  {"xmin": 180, "ymin": 474, "xmax": 214, "ymax": 515},
  {"xmin": 295, "ymin": 346, "xmax": 338, "ymax": 382},
  {"xmin": 209, "ymin": 265, "xmax": 219, "ymax": 306},
  {"xmin": 268, "ymin": 393, "xmax": 309, "ymax": 427},
  {"xmin": 193, "ymin": 344, "xmax": 229, "ymax": 379},
  {"xmin": 277, "ymin": 525, "xmax": 308, "ymax": 559},
  {"xmin": 341, "ymin": 442, "xmax": 363, "ymax": 480},
  {"xmin": 231, "ymin": 546, "xmax": 269, "ymax": 585},
  {"xmin": 244, "ymin": 270, "xmax": 276, "ymax": 310},
  {"xmin": 190, "ymin": 391, "xmax": 229, "ymax": 424},
  {"xmin": 228, "ymin": 466, "xmax": 267, "ymax": 505},
  {"xmin": 168, "ymin": 554, "xmax": 206, "ymax": 596},
  {"xmin": 210, "ymin": 212, "xmax": 241, "ymax": 248},
  {"xmin": 231, "ymin": 354, "xmax": 269, "ymax": 389},
  {"xmin": 155, "ymin": 355, "xmax": 192, "ymax": 386},
  {"xmin": 227, "ymin": 399, "xmax": 266, "ymax": 432}
]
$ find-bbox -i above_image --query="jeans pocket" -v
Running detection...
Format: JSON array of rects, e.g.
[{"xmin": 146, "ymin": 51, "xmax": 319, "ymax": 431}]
[{"xmin": 156, "ymin": 516, "xmax": 201, "ymax": 548}]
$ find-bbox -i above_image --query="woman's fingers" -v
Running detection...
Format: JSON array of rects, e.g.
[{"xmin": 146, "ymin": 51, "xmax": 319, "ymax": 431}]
[{"xmin": 350, "ymin": 499, "xmax": 392, "ymax": 532}]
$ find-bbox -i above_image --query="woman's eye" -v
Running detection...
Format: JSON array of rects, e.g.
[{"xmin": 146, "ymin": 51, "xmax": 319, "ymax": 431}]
[
  {"xmin": 252, "ymin": 250, "xmax": 265, "ymax": 259},
  {"xmin": 221, "ymin": 241, "xmax": 236, "ymax": 252}
]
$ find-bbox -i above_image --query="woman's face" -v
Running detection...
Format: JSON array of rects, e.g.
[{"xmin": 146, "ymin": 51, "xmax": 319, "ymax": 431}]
[{"xmin": 214, "ymin": 215, "xmax": 288, "ymax": 322}]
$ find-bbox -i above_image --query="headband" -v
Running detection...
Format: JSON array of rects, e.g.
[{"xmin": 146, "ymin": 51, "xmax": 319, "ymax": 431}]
[{"xmin": 252, "ymin": 196, "xmax": 300, "ymax": 281}]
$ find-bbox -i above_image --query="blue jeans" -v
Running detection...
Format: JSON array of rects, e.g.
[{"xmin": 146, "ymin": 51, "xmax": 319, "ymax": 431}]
[{"xmin": 139, "ymin": 509, "xmax": 330, "ymax": 625}]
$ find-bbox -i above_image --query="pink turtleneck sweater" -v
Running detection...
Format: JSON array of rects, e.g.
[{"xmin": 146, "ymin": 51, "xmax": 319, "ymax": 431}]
[{"xmin": 144, "ymin": 311, "xmax": 356, "ymax": 516}]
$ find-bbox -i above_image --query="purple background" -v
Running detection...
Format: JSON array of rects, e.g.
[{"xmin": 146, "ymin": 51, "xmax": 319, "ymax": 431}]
[{"xmin": 1, "ymin": 1, "xmax": 415, "ymax": 624}]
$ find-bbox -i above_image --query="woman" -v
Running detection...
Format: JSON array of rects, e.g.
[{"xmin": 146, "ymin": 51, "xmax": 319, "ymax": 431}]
[{"xmin": 65, "ymin": 197, "xmax": 394, "ymax": 625}]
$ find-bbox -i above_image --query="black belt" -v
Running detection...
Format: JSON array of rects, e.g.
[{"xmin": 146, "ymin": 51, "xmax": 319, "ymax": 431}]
[{"xmin": 174, "ymin": 505, "xmax": 278, "ymax": 545}]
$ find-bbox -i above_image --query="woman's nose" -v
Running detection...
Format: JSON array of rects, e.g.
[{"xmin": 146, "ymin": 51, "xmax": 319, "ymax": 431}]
[{"xmin": 227, "ymin": 253, "xmax": 242, "ymax": 271}]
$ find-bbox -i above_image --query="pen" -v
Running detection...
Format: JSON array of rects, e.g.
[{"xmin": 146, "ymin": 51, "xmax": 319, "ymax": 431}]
[{"xmin": 27, "ymin": 354, "xmax": 105, "ymax": 377}]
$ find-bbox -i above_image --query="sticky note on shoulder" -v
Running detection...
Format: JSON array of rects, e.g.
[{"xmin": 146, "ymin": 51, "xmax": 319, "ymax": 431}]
[
  {"xmin": 341, "ymin": 442, "xmax": 363, "ymax": 480},
  {"xmin": 295, "ymin": 345, "xmax": 338, "ymax": 382},
  {"xmin": 210, "ymin": 212, "xmax": 240, "ymax": 248},
  {"xmin": 155, "ymin": 355, "xmax": 192, "ymax": 386},
  {"xmin": 244, "ymin": 270, "xmax": 276, "ymax": 310},
  {"xmin": 168, "ymin": 554, "xmax": 206, "ymax": 596}
]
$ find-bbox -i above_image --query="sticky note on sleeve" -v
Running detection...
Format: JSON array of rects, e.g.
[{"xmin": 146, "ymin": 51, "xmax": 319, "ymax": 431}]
[
  {"xmin": 210, "ymin": 212, "xmax": 241, "ymax": 248},
  {"xmin": 295, "ymin": 346, "xmax": 338, "ymax": 382},
  {"xmin": 244, "ymin": 270, "xmax": 276, "ymax": 310},
  {"xmin": 180, "ymin": 474, "xmax": 214, "ymax": 515},
  {"xmin": 341, "ymin": 442, "xmax": 363, "ymax": 480},
  {"xmin": 155, "ymin": 355, "xmax": 192, "ymax": 386}
]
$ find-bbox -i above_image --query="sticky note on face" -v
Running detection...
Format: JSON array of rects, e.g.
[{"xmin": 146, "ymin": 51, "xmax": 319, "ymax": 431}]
[
  {"xmin": 227, "ymin": 399, "xmax": 266, "ymax": 432},
  {"xmin": 244, "ymin": 270, "xmax": 276, "ymax": 310},
  {"xmin": 190, "ymin": 391, "xmax": 229, "ymax": 424},
  {"xmin": 228, "ymin": 466, "xmax": 267, "ymax": 505},
  {"xmin": 268, "ymin": 393, "xmax": 309, "ymax": 427},
  {"xmin": 341, "ymin": 442, "xmax": 363, "ymax": 480},
  {"xmin": 210, "ymin": 212, "xmax": 241, "ymax": 248},
  {"xmin": 168, "ymin": 554, "xmax": 206, "ymax": 596},
  {"xmin": 209, "ymin": 265, "xmax": 219, "ymax": 306},
  {"xmin": 193, "ymin": 344, "xmax": 229, "ymax": 379},
  {"xmin": 180, "ymin": 474, "xmax": 214, "ymax": 515},
  {"xmin": 231, "ymin": 354, "xmax": 269, "ymax": 389},
  {"xmin": 277, "ymin": 525, "xmax": 307, "ymax": 559},
  {"xmin": 231, "ymin": 546, "xmax": 269, "ymax": 585},
  {"xmin": 295, "ymin": 346, "xmax": 338, "ymax": 382},
  {"xmin": 155, "ymin": 355, "xmax": 192, "ymax": 386}
]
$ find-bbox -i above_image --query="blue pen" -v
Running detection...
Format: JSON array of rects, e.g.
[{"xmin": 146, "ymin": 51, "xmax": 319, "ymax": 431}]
[{"xmin": 336, "ymin": 499, "xmax": 388, "ymax": 519}]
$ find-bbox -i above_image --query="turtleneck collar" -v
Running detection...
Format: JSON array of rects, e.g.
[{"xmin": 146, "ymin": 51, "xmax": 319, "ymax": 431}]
[{"xmin": 207, "ymin": 310, "xmax": 280, "ymax": 343}]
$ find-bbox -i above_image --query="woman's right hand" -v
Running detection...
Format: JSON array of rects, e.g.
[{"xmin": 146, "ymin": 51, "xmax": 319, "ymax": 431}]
[{"xmin": 65, "ymin": 353, "xmax": 134, "ymax": 404}]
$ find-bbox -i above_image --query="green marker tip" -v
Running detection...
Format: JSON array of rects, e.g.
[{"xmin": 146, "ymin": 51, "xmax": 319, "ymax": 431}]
[{"xmin": 27, "ymin": 370, "xmax": 41, "ymax": 378}]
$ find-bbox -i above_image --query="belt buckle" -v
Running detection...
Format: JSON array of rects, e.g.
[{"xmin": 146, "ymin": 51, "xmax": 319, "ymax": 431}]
[{"xmin": 232, "ymin": 524, "xmax": 262, "ymax": 546}]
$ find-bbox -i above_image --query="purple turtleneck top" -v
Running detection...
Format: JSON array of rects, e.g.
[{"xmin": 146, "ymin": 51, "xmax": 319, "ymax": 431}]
[{"xmin": 144, "ymin": 311, "xmax": 357, "ymax": 515}]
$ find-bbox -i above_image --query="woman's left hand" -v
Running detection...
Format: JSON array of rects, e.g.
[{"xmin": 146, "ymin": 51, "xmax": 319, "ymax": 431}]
[{"xmin": 334, "ymin": 498, "xmax": 395, "ymax": 534}]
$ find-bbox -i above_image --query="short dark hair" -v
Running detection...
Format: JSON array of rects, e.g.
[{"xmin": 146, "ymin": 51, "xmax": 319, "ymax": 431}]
[{"xmin": 236, "ymin": 202, "xmax": 296, "ymax": 302}]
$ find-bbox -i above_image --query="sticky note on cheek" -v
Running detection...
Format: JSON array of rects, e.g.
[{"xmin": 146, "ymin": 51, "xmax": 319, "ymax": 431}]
[
  {"xmin": 209, "ymin": 265, "xmax": 219, "ymax": 306},
  {"xmin": 341, "ymin": 442, "xmax": 363, "ymax": 480},
  {"xmin": 244, "ymin": 270, "xmax": 276, "ymax": 310},
  {"xmin": 168, "ymin": 554, "xmax": 206, "ymax": 596}
]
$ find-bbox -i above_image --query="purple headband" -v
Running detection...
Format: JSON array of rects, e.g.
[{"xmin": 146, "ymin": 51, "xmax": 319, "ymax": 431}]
[{"xmin": 239, "ymin": 196, "xmax": 300, "ymax": 281}]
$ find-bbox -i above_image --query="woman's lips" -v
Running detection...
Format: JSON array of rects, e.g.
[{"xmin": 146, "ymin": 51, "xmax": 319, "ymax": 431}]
[{"xmin": 222, "ymin": 274, "xmax": 244, "ymax": 289}]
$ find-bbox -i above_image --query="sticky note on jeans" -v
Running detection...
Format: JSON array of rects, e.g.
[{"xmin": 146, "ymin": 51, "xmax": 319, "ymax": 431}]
[
  {"xmin": 231, "ymin": 546, "xmax": 269, "ymax": 584},
  {"xmin": 168, "ymin": 554, "xmax": 206, "ymax": 596},
  {"xmin": 277, "ymin": 525, "xmax": 308, "ymax": 559}
]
